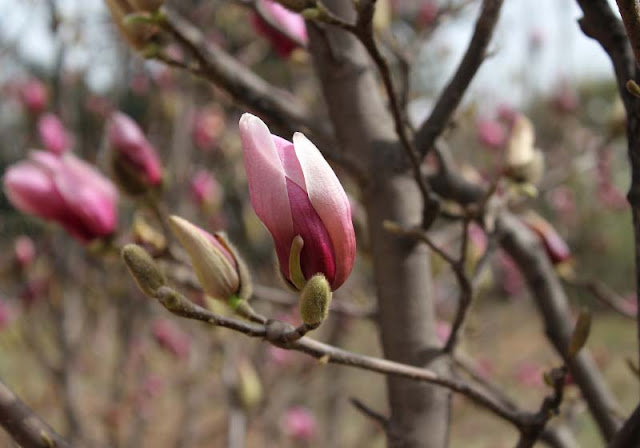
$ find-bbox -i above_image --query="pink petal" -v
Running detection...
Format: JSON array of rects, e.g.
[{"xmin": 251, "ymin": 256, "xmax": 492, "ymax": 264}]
[
  {"xmin": 239, "ymin": 113, "xmax": 294, "ymax": 258},
  {"xmin": 292, "ymin": 133, "xmax": 355, "ymax": 289},
  {"xmin": 287, "ymin": 179, "xmax": 336, "ymax": 283}
]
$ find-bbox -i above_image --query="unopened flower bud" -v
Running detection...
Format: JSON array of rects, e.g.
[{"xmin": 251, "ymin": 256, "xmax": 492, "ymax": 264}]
[
  {"xmin": 299, "ymin": 274, "xmax": 332, "ymax": 328},
  {"xmin": 169, "ymin": 216, "xmax": 251, "ymax": 301},
  {"xmin": 505, "ymin": 115, "xmax": 545, "ymax": 185},
  {"xmin": 107, "ymin": 112, "xmax": 163, "ymax": 195},
  {"xmin": 122, "ymin": 244, "xmax": 166, "ymax": 297},
  {"xmin": 236, "ymin": 359, "xmax": 263, "ymax": 411},
  {"xmin": 105, "ymin": 0, "xmax": 157, "ymax": 51}
]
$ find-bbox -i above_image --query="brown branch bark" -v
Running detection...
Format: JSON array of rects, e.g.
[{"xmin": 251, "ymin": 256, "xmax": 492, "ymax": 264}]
[
  {"xmin": 0, "ymin": 377, "xmax": 71, "ymax": 448},
  {"xmin": 497, "ymin": 213, "xmax": 622, "ymax": 442},
  {"xmin": 306, "ymin": 2, "xmax": 451, "ymax": 445},
  {"xmin": 414, "ymin": 0, "xmax": 503, "ymax": 158}
]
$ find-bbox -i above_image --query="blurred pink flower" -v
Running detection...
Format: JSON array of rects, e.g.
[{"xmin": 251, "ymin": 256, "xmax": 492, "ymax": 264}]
[
  {"xmin": 468, "ymin": 222, "xmax": 488, "ymax": 255},
  {"xmin": 19, "ymin": 79, "xmax": 48, "ymax": 114},
  {"xmin": 38, "ymin": 113, "xmax": 71, "ymax": 155},
  {"xmin": 548, "ymin": 186, "xmax": 576, "ymax": 218},
  {"xmin": 498, "ymin": 251, "xmax": 524, "ymax": 296},
  {"xmin": 190, "ymin": 169, "xmax": 222, "ymax": 208},
  {"xmin": 14, "ymin": 236, "xmax": 36, "ymax": 268},
  {"xmin": 107, "ymin": 112, "xmax": 163, "ymax": 189},
  {"xmin": 476, "ymin": 119, "xmax": 506, "ymax": 149},
  {"xmin": 283, "ymin": 407, "xmax": 316, "ymax": 442},
  {"xmin": 497, "ymin": 104, "xmax": 518, "ymax": 126},
  {"xmin": 239, "ymin": 113, "xmax": 356, "ymax": 291},
  {"xmin": 152, "ymin": 319, "xmax": 191, "ymax": 359},
  {"xmin": 267, "ymin": 345, "xmax": 296, "ymax": 366},
  {"xmin": 514, "ymin": 362, "xmax": 543, "ymax": 388},
  {"xmin": 0, "ymin": 300, "xmax": 14, "ymax": 331},
  {"xmin": 417, "ymin": 1, "xmax": 438, "ymax": 27},
  {"xmin": 551, "ymin": 86, "xmax": 579, "ymax": 114},
  {"xmin": 192, "ymin": 106, "xmax": 225, "ymax": 151},
  {"xmin": 528, "ymin": 28, "xmax": 545, "ymax": 50},
  {"xmin": 436, "ymin": 321, "xmax": 451, "ymax": 343},
  {"xmin": 4, "ymin": 152, "xmax": 119, "ymax": 243},
  {"xmin": 252, "ymin": 0, "xmax": 307, "ymax": 58}
]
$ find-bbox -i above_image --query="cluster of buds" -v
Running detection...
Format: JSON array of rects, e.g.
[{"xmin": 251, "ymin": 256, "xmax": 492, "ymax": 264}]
[
  {"xmin": 4, "ymin": 151, "xmax": 119, "ymax": 244},
  {"xmin": 122, "ymin": 112, "xmax": 355, "ymax": 336}
]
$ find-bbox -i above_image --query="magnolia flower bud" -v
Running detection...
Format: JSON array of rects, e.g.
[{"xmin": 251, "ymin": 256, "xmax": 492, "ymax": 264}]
[
  {"xmin": 252, "ymin": 0, "xmax": 308, "ymax": 58},
  {"xmin": 169, "ymin": 216, "xmax": 251, "ymax": 301},
  {"xmin": 505, "ymin": 115, "xmax": 545, "ymax": 185},
  {"xmin": 122, "ymin": 244, "xmax": 166, "ymax": 297},
  {"xmin": 299, "ymin": 274, "xmax": 332, "ymax": 328},
  {"xmin": 239, "ymin": 113, "xmax": 355, "ymax": 292},
  {"xmin": 104, "ymin": 0, "xmax": 157, "ymax": 51},
  {"xmin": 107, "ymin": 112, "xmax": 163, "ymax": 195}
]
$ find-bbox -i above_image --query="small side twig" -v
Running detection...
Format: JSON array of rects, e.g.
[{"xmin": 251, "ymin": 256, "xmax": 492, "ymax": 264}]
[{"xmin": 350, "ymin": 397, "xmax": 389, "ymax": 431}]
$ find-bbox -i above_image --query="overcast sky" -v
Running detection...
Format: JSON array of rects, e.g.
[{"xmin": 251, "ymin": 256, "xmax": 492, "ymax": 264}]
[{"xmin": 0, "ymin": 0, "xmax": 619, "ymax": 106}]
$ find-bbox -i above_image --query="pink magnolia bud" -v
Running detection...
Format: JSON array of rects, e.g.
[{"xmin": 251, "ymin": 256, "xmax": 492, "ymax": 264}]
[
  {"xmin": 252, "ymin": 0, "xmax": 307, "ymax": 58},
  {"xmin": 192, "ymin": 106, "xmax": 225, "ymax": 151},
  {"xmin": 4, "ymin": 151, "xmax": 119, "ymax": 243},
  {"xmin": 151, "ymin": 319, "xmax": 191, "ymax": 359},
  {"xmin": 522, "ymin": 213, "xmax": 571, "ymax": 265},
  {"xmin": 283, "ymin": 407, "xmax": 316, "ymax": 442},
  {"xmin": 19, "ymin": 79, "xmax": 48, "ymax": 114},
  {"xmin": 14, "ymin": 236, "xmax": 36, "ymax": 268},
  {"xmin": 190, "ymin": 169, "xmax": 222, "ymax": 208},
  {"xmin": 38, "ymin": 113, "xmax": 71, "ymax": 155},
  {"xmin": 107, "ymin": 112, "xmax": 163, "ymax": 194},
  {"xmin": 239, "ymin": 113, "xmax": 356, "ymax": 291},
  {"xmin": 476, "ymin": 119, "xmax": 506, "ymax": 149}
]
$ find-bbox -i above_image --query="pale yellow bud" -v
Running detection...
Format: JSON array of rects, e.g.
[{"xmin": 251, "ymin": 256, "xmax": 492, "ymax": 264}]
[
  {"xmin": 168, "ymin": 216, "xmax": 240, "ymax": 301},
  {"xmin": 299, "ymin": 274, "xmax": 332, "ymax": 327},
  {"xmin": 122, "ymin": 244, "xmax": 166, "ymax": 297}
]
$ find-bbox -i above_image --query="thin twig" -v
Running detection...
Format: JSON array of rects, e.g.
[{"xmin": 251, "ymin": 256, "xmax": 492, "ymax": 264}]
[
  {"xmin": 350, "ymin": 397, "xmax": 389, "ymax": 431},
  {"xmin": 415, "ymin": 0, "xmax": 504, "ymax": 158}
]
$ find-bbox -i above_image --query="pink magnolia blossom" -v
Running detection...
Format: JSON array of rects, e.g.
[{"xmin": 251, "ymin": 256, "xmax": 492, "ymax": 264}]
[
  {"xmin": 4, "ymin": 152, "xmax": 118, "ymax": 243},
  {"xmin": 190, "ymin": 169, "xmax": 222, "ymax": 208},
  {"xmin": 151, "ymin": 319, "xmax": 191, "ymax": 359},
  {"xmin": 192, "ymin": 106, "xmax": 225, "ymax": 151},
  {"xmin": 252, "ymin": 0, "xmax": 307, "ymax": 58},
  {"xmin": 497, "ymin": 104, "xmax": 518, "ymax": 126},
  {"xmin": 38, "ymin": 113, "xmax": 71, "ymax": 155},
  {"xmin": 283, "ymin": 407, "xmax": 316, "ymax": 442},
  {"xmin": 476, "ymin": 119, "xmax": 506, "ymax": 149},
  {"xmin": 239, "ymin": 113, "xmax": 356, "ymax": 291},
  {"xmin": 19, "ymin": 79, "xmax": 48, "ymax": 114},
  {"xmin": 14, "ymin": 236, "xmax": 36, "ymax": 268},
  {"xmin": 107, "ymin": 112, "xmax": 163, "ymax": 188}
]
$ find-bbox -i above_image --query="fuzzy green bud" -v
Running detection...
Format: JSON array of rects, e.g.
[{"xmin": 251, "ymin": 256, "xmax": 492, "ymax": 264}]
[
  {"xmin": 122, "ymin": 244, "xmax": 166, "ymax": 297},
  {"xmin": 299, "ymin": 274, "xmax": 332, "ymax": 328}
]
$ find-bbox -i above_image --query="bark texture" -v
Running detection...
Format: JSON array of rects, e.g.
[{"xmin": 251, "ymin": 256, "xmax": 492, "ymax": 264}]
[{"xmin": 307, "ymin": 3, "xmax": 451, "ymax": 447}]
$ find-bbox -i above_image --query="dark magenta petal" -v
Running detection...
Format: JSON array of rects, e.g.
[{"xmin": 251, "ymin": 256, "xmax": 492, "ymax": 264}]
[{"xmin": 285, "ymin": 179, "xmax": 336, "ymax": 284}]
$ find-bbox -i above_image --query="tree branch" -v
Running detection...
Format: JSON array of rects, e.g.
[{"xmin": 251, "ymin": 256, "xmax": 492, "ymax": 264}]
[
  {"xmin": 0, "ymin": 378, "xmax": 71, "ymax": 448},
  {"xmin": 414, "ymin": 0, "xmax": 503, "ymax": 158}
]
